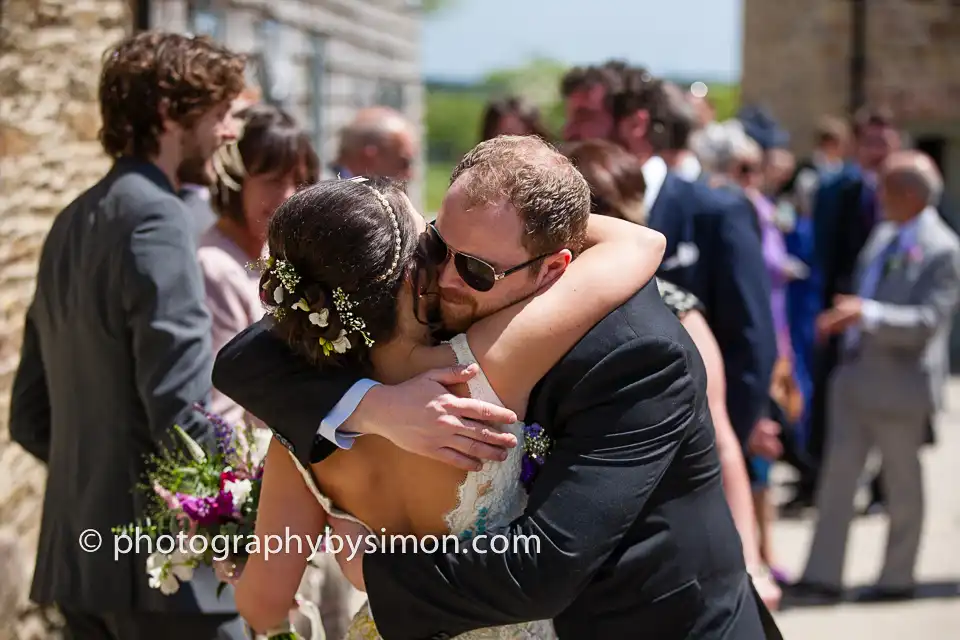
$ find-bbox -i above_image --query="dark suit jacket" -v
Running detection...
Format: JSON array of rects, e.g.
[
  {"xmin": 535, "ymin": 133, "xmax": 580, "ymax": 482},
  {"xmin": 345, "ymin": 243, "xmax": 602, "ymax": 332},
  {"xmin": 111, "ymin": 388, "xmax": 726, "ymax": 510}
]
[
  {"xmin": 213, "ymin": 281, "xmax": 780, "ymax": 640},
  {"xmin": 647, "ymin": 174, "xmax": 778, "ymax": 444},
  {"xmin": 812, "ymin": 164, "xmax": 872, "ymax": 308},
  {"xmin": 9, "ymin": 158, "xmax": 234, "ymax": 615}
]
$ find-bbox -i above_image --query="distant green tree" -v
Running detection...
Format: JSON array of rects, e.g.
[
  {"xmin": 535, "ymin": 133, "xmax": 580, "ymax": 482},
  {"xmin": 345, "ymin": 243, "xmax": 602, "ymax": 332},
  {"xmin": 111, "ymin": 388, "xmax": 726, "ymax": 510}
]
[
  {"xmin": 420, "ymin": 0, "xmax": 458, "ymax": 15},
  {"xmin": 704, "ymin": 83, "xmax": 741, "ymax": 121},
  {"xmin": 425, "ymin": 89, "xmax": 487, "ymax": 163}
]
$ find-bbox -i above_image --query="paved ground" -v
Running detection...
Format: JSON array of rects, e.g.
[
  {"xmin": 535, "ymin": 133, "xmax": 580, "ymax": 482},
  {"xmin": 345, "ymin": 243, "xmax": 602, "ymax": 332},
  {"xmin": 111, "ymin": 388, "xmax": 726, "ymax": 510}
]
[{"xmin": 767, "ymin": 379, "xmax": 960, "ymax": 639}]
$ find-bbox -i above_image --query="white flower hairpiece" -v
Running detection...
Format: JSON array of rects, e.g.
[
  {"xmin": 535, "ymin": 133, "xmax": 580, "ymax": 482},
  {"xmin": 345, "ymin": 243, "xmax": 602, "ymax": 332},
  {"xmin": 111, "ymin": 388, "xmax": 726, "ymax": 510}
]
[{"xmin": 253, "ymin": 253, "xmax": 374, "ymax": 355}]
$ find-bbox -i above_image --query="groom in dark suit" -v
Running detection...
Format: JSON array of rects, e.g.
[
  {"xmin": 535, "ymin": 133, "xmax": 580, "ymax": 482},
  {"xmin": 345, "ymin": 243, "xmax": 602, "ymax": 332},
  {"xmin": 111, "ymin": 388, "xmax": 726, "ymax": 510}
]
[
  {"xmin": 213, "ymin": 136, "xmax": 781, "ymax": 639},
  {"xmin": 9, "ymin": 33, "xmax": 246, "ymax": 640}
]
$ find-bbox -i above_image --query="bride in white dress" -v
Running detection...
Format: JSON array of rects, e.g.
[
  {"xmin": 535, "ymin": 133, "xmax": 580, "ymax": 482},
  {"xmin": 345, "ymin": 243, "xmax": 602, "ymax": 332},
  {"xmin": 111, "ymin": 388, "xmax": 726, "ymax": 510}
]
[{"xmin": 231, "ymin": 175, "xmax": 665, "ymax": 639}]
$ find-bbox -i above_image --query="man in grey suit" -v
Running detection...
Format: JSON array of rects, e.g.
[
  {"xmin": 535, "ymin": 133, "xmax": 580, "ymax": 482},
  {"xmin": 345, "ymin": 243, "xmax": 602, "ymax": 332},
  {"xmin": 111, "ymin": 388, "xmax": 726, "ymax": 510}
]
[
  {"xmin": 9, "ymin": 32, "xmax": 247, "ymax": 639},
  {"xmin": 792, "ymin": 150, "xmax": 960, "ymax": 602}
]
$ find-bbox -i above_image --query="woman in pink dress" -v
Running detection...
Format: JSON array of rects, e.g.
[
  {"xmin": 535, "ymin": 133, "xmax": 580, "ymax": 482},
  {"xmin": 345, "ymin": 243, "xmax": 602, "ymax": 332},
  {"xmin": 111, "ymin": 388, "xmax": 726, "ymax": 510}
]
[{"xmin": 197, "ymin": 103, "xmax": 319, "ymax": 427}]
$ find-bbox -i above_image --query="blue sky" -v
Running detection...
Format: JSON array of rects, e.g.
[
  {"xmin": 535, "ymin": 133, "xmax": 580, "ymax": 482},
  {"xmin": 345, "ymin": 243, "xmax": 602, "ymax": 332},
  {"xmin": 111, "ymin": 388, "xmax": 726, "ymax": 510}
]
[{"xmin": 422, "ymin": 0, "xmax": 742, "ymax": 82}]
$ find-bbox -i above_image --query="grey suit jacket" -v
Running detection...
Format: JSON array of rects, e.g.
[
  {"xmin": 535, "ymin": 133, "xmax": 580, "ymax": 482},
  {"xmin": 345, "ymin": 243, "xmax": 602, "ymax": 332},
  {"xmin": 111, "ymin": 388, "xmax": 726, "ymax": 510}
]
[
  {"xmin": 9, "ymin": 158, "xmax": 236, "ymax": 615},
  {"xmin": 846, "ymin": 207, "xmax": 960, "ymax": 420}
]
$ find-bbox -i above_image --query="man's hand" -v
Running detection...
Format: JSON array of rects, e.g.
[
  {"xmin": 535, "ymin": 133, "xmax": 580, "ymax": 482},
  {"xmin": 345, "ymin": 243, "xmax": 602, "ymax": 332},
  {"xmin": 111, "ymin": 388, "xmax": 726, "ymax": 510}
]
[
  {"xmin": 748, "ymin": 418, "xmax": 782, "ymax": 460},
  {"xmin": 329, "ymin": 517, "xmax": 368, "ymax": 592},
  {"xmin": 346, "ymin": 364, "xmax": 519, "ymax": 472},
  {"xmin": 816, "ymin": 295, "xmax": 864, "ymax": 342}
]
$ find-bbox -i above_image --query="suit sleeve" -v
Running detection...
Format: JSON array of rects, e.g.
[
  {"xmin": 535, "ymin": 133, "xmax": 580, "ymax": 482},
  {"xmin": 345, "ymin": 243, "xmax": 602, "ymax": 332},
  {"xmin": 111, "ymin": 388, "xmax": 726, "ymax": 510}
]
[
  {"xmin": 710, "ymin": 197, "xmax": 778, "ymax": 444},
  {"xmin": 361, "ymin": 335, "xmax": 695, "ymax": 638},
  {"xmin": 121, "ymin": 199, "xmax": 215, "ymax": 450},
  {"xmin": 9, "ymin": 303, "xmax": 52, "ymax": 463},
  {"xmin": 212, "ymin": 318, "xmax": 360, "ymax": 465},
  {"xmin": 862, "ymin": 249, "xmax": 960, "ymax": 349}
]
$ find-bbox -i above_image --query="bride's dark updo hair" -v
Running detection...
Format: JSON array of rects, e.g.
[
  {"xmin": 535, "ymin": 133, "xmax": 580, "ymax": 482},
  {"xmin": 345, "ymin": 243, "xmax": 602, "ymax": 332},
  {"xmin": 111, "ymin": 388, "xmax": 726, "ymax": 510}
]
[{"xmin": 258, "ymin": 177, "xmax": 419, "ymax": 373}]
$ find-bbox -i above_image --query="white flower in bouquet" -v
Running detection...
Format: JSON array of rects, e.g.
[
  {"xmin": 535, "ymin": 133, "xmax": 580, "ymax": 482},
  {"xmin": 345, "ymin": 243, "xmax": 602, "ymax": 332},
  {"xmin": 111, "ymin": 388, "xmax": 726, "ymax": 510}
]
[
  {"xmin": 146, "ymin": 550, "xmax": 197, "ymax": 595},
  {"xmin": 224, "ymin": 478, "xmax": 253, "ymax": 507}
]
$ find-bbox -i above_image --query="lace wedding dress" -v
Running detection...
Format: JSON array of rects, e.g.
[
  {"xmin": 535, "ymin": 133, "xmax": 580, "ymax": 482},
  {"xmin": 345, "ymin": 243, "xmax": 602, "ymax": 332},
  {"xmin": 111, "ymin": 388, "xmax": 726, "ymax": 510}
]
[{"xmin": 287, "ymin": 334, "xmax": 557, "ymax": 640}]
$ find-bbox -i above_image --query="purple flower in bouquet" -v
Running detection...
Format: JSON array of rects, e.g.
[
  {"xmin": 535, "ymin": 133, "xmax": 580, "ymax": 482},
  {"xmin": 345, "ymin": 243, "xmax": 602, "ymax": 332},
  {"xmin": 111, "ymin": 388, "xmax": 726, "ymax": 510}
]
[
  {"xmin": 177, "ymin": 491, "xmax": 237, "ymax": 527},
  {"xmin": 194, "ymin": 402, "xmax": 236, "ymax": 458},
  {"xmin": 520, "ymin": 423, "xmax": 551, "ymax": 492}
]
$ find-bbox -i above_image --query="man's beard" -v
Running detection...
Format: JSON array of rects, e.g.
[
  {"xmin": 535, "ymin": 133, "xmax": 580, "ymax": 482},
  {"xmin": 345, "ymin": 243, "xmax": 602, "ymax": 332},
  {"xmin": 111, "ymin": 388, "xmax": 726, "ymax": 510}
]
[
  {"xmin": 177, "ymin": 151, "xmax": 214, "ymax": 187},
  {"xmin": 438, "ymin": 289, "xmax": 480, "ymax": 335}
]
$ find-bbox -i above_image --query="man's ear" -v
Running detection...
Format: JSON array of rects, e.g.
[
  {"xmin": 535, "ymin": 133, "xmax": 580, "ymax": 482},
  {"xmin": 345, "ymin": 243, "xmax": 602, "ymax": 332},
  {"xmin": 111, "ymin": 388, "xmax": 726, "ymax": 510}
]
[
  {"xmin": 535, "ymin": 249, "xmax": 573, "ymax": 289},
  {"xmin": 157, "ymin": 98, "xmax": 176, "ymax": 134}
]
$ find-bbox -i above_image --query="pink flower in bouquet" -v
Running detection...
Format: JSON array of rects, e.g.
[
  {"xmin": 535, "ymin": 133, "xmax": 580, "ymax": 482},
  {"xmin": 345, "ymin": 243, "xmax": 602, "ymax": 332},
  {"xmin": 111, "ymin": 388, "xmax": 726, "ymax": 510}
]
[{"xmin": 153, "ymin": 481, "xmax": 180, "ymax": 511}]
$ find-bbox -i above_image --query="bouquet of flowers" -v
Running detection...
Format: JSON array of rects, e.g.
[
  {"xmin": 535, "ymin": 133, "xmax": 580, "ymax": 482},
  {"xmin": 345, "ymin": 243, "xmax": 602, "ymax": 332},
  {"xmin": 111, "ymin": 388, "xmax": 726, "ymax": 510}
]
[{"xmin": 113, "ymin": 406, "xmax": 302, "ymax": 639}]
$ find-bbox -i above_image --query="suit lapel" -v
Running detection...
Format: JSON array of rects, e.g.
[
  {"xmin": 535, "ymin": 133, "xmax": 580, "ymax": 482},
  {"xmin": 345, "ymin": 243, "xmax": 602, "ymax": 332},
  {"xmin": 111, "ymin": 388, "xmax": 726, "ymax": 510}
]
[{"xmin": 646, "ymin": 173, "xmax": 678, "ymax": 231}]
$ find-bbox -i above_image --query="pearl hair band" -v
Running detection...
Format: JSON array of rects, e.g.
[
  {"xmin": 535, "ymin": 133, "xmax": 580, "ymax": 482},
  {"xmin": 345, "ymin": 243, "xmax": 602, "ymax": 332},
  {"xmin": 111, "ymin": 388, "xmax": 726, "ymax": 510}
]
[{"xmin": 348, "ymin": 176, "xmax": 401, "ymax": 281}]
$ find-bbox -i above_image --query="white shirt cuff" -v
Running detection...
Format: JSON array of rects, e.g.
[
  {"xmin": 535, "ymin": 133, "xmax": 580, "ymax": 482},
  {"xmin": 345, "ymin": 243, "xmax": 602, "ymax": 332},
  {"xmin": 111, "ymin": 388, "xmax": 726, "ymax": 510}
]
[
  {"xmin": 860, "ymin": 299, "xmax": 883, "ymax": 331},
  {"xmin": 318, "ymin": 379, "xmax": 381, "ymax": 449}
]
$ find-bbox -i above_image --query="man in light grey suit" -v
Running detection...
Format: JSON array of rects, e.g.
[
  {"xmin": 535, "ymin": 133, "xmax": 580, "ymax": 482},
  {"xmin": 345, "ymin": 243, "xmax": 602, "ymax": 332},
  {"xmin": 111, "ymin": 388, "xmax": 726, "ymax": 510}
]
[
  {"xmin": 792, "ymin": 150, "xmax": 960, "ymax": 602},
  {"xmin": 9, "ymin": 32, "xmax": 247, "ymax": 639}
]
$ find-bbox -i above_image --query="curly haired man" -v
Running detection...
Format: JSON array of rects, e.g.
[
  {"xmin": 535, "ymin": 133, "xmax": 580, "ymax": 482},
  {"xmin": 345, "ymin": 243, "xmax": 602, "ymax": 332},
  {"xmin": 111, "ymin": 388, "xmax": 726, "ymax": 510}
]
[{"xmin": 10, "ymin": 31, "xmax": 248, "ymax": 640}]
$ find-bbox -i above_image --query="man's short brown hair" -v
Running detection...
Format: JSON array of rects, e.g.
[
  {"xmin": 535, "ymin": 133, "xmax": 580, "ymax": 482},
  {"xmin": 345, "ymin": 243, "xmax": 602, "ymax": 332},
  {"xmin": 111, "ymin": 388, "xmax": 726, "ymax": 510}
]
[
  {"xmin": 98, "ymin": 31, "xmax": 246, "ymax": 159},
  {"xmin": 852, "ymin": 105, "xmax": 896, "ymax": 138},
  {"xmin": 449, "ymin": 136, "xmax": 590, "ymax": 257},
  {"xmin": 815, "ymin": 115, "xmax": 849, "ymax": 146}
]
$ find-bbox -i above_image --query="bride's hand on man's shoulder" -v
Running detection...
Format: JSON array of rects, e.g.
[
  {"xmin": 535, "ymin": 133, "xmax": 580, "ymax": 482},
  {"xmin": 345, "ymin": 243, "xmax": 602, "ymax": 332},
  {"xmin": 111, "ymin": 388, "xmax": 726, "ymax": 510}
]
[{"xmin": 351, "ymin": 364, "xmax": 519, "ymax": 472}]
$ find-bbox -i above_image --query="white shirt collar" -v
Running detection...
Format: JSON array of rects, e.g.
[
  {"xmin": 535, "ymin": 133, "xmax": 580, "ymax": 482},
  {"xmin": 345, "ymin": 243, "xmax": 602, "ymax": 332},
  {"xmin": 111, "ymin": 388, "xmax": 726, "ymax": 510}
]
[
  {"xmin": 674, "ymin": 153, "xmax": 702, "ymax": 183},
  {"xmin": 641, "ymin": 155, "xmax": 669, "ymax": 214}
]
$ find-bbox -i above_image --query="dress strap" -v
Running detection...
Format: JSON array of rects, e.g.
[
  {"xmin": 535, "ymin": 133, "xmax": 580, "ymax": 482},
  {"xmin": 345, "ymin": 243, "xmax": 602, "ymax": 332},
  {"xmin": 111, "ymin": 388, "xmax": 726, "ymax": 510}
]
[
  {"xmin": 285, "ymin": 448, "xmax": 373, "ymax": 533},
  {"xmin": 447, "ymin": 334, "xmax": 505, "ymax": 407}
]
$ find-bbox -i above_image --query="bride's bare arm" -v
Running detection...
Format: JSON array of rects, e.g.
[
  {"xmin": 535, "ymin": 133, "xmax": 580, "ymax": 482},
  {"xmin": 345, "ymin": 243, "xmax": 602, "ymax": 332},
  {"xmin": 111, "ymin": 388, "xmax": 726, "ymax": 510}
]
[
  {"xmin": 235, "ymin": 439, "xmax": 327, "ymax": 633},
  {"xmin": 466, "ymin": 215, "xmax": 665, "ymax": 414}
]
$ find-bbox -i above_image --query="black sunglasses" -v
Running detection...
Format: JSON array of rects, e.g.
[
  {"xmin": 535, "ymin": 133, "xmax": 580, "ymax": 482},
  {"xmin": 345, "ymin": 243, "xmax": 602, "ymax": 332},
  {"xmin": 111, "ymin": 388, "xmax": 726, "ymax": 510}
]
[{"xmin": 419, "ymin": 223, "xmax": 552, "ymax": 292}]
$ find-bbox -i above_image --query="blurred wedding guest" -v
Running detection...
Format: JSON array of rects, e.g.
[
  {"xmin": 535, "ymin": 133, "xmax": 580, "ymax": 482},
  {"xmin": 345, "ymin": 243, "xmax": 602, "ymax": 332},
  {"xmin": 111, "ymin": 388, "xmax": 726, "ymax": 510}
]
[
  {"xmin": 559, "ymin": 62, "xmax": 623, "ymax": 142},
  {"xmin": 793, "ymin": 151, "xmax": 960, "ymax": 603},
  {"xmin": 694, "ymin": 120, "xmax": 799, "ymax": 582},
  {"xmin": 327, "ymin": 106, "xmax": 416, "ymax": 181},
  {"xmin": 178, "ymin": 88, "xmax": 263, "ymax": 243},
  {"xmin": 8, "ymin": 32, "xmax": 246, "ymax": 639},
  {"xmin": 773, "ymin": 121, "xmax": 847, "ymax": 499},
  {"xmin": 198, "ymin": 103, "xmax": 320, "ymax": 427},
  {"xmin": 479, "ymin": 95, "xmax": 552, "ymax": 142},
  {"xmin": 799, "ymin": 106, "xmax": 902, "ymax": 510},
  {"xmin": 564, "ymin": 137, "xmax": 780, "ymax": 611},
  {"xmin": 658, "ymin": 82, "xmax": 702, "ymax": 182},
  {"xmin": 198, "ymin": 102, "xmax": 351, "ymax": 640},
  {"xmin": 612, "ymin": 70, "xmax": 778, "ymax": 462},
  {"xmin": 782, "ymin": 116, "xmax": 849, "ymax": 220}
]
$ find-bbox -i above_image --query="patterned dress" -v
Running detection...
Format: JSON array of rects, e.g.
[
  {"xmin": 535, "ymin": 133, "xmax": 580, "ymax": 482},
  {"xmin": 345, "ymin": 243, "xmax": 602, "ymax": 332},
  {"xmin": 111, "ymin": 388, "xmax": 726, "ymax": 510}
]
[{"xmin": 656, "ymin": 277, "xmax": 705, "ymax": 318}]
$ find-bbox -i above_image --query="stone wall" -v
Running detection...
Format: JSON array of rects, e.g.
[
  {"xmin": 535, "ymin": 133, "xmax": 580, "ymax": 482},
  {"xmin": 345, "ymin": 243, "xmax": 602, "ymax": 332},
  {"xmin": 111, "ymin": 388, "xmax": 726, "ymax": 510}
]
[
  {"xmin": 741, "ymin": 0, "xmax": 960, "ymax": 156},
  {"xmin": 0, "ymin": 1, "xmax": 132, "ymax": 638}
]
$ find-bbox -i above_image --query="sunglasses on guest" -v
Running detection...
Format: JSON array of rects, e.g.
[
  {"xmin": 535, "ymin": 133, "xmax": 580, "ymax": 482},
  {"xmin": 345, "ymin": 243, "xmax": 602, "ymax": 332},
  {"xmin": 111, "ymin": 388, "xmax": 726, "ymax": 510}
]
[{"xmin": 418, "ymin": 222, "xmax": 553, "ymax": 292}]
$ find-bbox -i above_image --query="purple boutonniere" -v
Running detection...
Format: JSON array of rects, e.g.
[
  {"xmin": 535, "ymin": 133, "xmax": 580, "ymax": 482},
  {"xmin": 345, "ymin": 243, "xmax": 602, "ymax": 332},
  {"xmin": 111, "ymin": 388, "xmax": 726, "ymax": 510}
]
[
  {"xmin": 907, "ymin": 245, "xmax": 924, "ymax": 264},
  {"xmin": 520, "ymin": 423, "xmax": 552, "ymax": 492}
]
